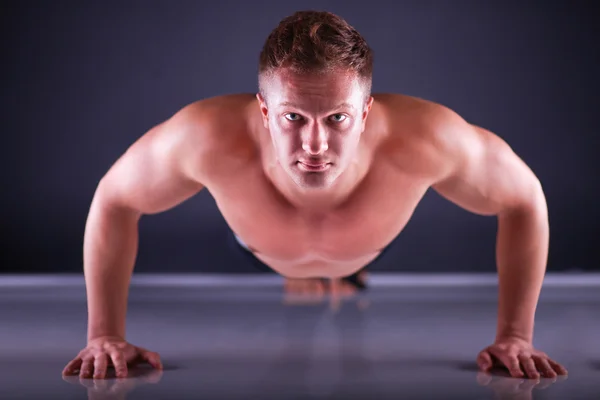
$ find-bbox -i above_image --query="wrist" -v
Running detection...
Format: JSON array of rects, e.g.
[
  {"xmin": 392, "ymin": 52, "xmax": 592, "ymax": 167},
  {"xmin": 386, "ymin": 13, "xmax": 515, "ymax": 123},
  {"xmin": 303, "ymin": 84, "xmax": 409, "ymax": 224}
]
[
  {"xmin": 87, "ymin": 334, "xmax": 125, "ymax": 343},
  {"xmin": 87, "ymin": 327, "xmax": 125, "ymax": 342},
  {"xmin": 495, "ymin": 328, "xmax": 532, "ymax": 344}
]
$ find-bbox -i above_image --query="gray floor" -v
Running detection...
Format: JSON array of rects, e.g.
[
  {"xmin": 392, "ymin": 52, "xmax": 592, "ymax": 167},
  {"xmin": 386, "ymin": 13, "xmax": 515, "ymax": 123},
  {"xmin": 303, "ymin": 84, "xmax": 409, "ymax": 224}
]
[{"xmin": 1, "ymin": 273, "xmax": 598, "ymax": 400}]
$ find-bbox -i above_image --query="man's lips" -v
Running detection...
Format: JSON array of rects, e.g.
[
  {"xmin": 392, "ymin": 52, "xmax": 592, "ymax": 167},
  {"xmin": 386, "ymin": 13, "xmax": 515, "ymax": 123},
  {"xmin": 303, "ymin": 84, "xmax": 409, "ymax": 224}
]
[{"xmin": 297, "ymin": 161, "xmax": 331, "ymax": 171}]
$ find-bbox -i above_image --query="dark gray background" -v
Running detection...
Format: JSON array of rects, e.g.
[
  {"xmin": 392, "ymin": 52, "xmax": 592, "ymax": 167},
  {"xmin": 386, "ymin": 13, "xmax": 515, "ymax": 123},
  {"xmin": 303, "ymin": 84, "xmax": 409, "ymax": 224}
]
[{"xmin": 2, "ymin": 1, "xmax": 598, "ymax": 274}]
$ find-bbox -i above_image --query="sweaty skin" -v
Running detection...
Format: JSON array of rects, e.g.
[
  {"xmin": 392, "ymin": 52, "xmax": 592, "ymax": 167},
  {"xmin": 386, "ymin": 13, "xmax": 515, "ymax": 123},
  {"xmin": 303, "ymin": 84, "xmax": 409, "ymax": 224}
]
[{"xmin": 65, "ymin": 69, "xmax": 568, "ymax": 380}]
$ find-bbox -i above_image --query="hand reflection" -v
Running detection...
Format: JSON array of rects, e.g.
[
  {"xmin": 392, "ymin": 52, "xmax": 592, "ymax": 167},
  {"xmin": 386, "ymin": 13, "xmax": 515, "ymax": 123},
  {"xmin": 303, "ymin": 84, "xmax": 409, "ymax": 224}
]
[
  {"xmin": 476, "ymin": 369, "xmax": 567, "ymax": 400},
  {"xmin": 63, "ymin": 367, "xmax": 163, "ymax": 400}
]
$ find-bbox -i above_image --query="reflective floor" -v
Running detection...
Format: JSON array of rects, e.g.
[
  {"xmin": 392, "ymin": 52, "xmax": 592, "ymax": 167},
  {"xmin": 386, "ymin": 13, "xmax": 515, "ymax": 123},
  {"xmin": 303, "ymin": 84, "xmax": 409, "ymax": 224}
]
[{"xmin": 0, "ymin": 273, "xmax": 598, "ymax": 400}]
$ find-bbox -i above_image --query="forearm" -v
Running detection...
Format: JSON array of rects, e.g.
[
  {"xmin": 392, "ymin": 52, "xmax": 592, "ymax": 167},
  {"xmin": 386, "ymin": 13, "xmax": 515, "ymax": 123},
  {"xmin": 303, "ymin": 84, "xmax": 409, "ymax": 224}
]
[
  {"xmin": 84, "ymin": 189, "xmax": 141, "ymax": 342},
  {"xmin": 495, "ymin": 188, "xmax": 549, "ymax": 343}
]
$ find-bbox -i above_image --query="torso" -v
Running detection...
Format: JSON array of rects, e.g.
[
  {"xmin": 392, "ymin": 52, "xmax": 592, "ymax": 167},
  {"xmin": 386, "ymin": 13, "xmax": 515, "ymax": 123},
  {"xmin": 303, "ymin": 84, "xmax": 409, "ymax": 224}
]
[{"xmin": 198, "ymin": 93, "xmax": 445, "ymax": 278}]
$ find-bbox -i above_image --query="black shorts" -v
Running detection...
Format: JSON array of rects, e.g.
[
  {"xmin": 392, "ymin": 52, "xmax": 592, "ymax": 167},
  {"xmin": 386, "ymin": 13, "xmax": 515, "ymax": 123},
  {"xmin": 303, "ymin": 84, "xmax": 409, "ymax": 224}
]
[{"xmin": 226, "ymin": 229, "xmax": 393, "ymax": 291}]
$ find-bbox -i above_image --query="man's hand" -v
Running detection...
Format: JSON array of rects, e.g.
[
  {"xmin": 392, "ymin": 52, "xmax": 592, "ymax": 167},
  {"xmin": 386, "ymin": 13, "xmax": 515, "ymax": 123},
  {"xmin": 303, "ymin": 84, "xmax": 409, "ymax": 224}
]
[
  {"xmin": 62, "ymin": 336, "xmax": 163, "ymax": 379},
  {"xmin": 477, "ymin": 337, "xmax": 568, "ymax": 379}
]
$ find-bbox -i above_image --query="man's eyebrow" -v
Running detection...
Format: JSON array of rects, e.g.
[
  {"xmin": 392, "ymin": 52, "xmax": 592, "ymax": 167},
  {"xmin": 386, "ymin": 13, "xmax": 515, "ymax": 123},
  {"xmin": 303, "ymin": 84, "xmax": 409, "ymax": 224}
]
[{"xmin": 278, "ymin": 101, "xmax": 355, "ymax": 111}]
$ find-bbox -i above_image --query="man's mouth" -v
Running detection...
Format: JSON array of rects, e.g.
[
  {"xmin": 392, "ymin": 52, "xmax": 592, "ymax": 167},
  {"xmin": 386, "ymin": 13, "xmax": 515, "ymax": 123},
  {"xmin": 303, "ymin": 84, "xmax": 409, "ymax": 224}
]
[{"xmin": 297, "ymin": 161, "xmax": 331, "ymax": 172}]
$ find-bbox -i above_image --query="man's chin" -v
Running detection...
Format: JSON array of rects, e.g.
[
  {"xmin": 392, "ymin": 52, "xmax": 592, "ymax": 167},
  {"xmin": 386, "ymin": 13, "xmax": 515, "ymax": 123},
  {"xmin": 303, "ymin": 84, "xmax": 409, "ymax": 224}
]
[{"xmin": 291, "ymin": 172, "xmax": 338, "ymax": 191}]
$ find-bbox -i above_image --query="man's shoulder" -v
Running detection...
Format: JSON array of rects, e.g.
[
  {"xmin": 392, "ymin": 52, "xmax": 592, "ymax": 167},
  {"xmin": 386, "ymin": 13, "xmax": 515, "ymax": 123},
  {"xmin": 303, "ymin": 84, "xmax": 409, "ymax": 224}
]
[
  {"xmin": 164, "ymin": 93, "xmax": 259, "ymax": 181},
  {"xmin": 374, "ymin": 92, "xmax": 464, "ymax": 134},
  {"xmin": 373, "ymin": 93, "xmax": 473, "ymax": 179},
  {"xmin": 168, "ymin": 93, "xmax": 257, "ymax": 150},
  {"xmin": 174, "ymin": 93, "xmax": 256, "ymax": 135}
]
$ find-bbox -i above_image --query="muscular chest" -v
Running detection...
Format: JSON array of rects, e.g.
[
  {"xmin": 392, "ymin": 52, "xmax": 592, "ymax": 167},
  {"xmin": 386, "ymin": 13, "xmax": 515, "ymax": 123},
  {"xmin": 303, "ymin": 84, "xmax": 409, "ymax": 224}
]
[{"xmin": 208, "ymin": 161, "xmax": 429, "ymax": 265}]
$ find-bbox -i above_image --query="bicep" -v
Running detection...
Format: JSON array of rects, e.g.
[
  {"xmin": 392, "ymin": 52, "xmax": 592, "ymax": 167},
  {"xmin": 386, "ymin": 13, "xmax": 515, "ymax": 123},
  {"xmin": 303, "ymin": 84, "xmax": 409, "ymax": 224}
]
[
  {"xmin": 432, "ymin": 123, "xmax": 542, "ymax": 216},
  {"xmin": 96, "ymin": 108, "xmax": 207, "ymax": 215}
]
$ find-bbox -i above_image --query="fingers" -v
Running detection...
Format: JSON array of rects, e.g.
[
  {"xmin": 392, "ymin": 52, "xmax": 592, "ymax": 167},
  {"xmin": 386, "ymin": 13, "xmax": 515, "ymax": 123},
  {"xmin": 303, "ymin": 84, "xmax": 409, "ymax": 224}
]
[
  {"xmin": 63, "ymin": 357, "xmax": 83, "ymax": 376},
  {"xmin": 139, "ymin": 349, "xmax": 163, "ymax": 370},
  {"xmin": 79, "ymin": 358, "xmax": 95, "ymax": 379},
  {"xmin": 488, "ymin": 349, "xmax": 524, "ymax": 378},
  {"xmin": 476, "ymin": 350, "xmax": 493, "ymax": 371},
  {"xmin": 93, "ymin": 353, "xmax": 109, "ymax": 379},
  {"xmin": 514, "ymin": 353, "xmax": 567, "ymax": 379},
  {"xmin": 532, "ymin": 355, "xmax": 557, "ymax": 378},
  {"xmin": 65, "ymin": 351, "xmax": 161, "ymax": 380},
  {"xmin": 547, "ymin": 358, "xmax": 568, "ymax": 376},
  {"xmin": 109, "ymin": 349, "xmax": 128, "ymax": 378},
  {"xmin": 485, "ymin": 346, "xmax": 568, "ymax": 380},
  {"xmin": 518, "ymin": 354, "xmax": 540, "ymax": 379},
  {"xmin": 504, "ymin": 357, "xmax": 525, "ymax": 378}
]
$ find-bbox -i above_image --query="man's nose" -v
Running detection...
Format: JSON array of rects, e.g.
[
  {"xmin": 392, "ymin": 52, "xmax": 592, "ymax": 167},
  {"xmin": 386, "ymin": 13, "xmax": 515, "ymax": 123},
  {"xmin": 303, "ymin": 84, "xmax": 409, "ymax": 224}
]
[{"xmin": 302, "ymin": 129, "xmax": 328, "ymax": 155}]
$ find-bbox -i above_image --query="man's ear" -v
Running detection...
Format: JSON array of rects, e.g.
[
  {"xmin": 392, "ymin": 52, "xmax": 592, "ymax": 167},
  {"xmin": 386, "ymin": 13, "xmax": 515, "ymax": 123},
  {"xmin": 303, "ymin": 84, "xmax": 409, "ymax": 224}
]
[
  {"xmin": 360, "ymin": 96, "xmax": 374, "ymax": 132},
  {"xmin": 363, "ymin": 96, "xmax": 374, "ymax": 120},
  {"xmin": 256, "ymin": 93, "xmax": 269, "ymax": 128}
]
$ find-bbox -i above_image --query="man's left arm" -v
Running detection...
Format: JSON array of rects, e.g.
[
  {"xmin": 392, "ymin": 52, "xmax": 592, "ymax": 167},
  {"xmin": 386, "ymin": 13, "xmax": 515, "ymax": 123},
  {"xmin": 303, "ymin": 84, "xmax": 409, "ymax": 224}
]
[{"xmin": 429, "ymin": 109, "xmax": 568, "ymax": 379}]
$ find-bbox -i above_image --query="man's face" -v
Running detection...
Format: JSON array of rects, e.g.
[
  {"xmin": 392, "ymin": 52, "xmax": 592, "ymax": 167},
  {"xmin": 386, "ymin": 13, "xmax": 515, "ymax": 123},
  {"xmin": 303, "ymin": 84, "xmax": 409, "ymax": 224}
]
[{"xmin": 257, "ymin": 69, "xmax": 373, "ymax": 192}]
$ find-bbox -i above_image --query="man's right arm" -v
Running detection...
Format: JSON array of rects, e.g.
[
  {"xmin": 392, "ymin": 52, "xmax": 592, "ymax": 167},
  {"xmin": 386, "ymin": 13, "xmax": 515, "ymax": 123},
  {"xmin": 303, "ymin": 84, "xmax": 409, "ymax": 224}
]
[{"xmin": 84, "ymin": 103, "xmax": 211, "ymax": 342}]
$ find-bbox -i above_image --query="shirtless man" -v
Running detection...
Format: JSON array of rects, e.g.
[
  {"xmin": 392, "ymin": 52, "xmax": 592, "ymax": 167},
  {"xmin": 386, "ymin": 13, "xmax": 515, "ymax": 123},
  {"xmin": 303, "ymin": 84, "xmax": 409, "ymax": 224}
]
[{"xmin": 62, "ymin": 10, "xmax": 568, "ymax": 381}]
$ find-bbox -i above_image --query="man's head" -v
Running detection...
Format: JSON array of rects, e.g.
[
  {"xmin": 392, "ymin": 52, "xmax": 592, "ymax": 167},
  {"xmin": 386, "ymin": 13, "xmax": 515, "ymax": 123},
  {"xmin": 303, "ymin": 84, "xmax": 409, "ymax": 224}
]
[{"xmin": 256, "ymin": 10, "xmax": 374, "ymax": 192}]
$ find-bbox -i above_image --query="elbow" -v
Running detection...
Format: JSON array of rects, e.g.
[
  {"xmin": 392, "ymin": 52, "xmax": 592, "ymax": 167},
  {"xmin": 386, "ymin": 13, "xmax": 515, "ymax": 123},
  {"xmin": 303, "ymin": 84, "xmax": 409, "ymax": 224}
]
[
  {"xmin": 500, "ymin": 178, "xmax": 547, "ymax": 219},
  {"xmin": 92, "ymin": 179, "xmax": 143, "ymax": 221}
]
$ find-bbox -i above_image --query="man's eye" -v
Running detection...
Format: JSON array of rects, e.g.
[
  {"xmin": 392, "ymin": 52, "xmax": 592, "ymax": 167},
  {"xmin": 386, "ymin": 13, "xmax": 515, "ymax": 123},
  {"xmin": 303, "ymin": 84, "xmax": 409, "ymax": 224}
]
[
  {"xmin": 284, "ymin": 113, "xmax": 301, "ymax": 121},
  {"xmin": 330, "ymin": 114, "xmax": 347, "ymax": 122}
]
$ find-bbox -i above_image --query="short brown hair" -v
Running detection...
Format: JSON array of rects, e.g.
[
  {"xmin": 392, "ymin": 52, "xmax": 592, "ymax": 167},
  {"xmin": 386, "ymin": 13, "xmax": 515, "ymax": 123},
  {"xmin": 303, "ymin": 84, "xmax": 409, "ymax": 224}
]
[{"xmin": 258, "ymin": 10, "xmax": 374, "ymax": 95}]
